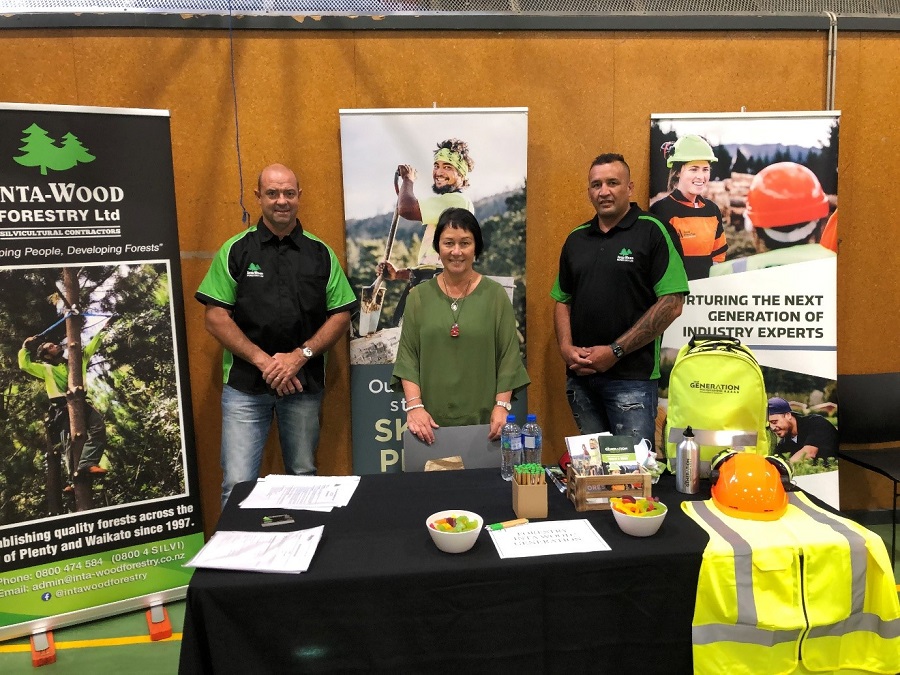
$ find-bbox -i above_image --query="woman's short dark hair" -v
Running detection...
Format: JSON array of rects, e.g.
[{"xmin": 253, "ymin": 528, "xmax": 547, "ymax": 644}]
[{"xmin": 432, "ymin": 208, "xmax": 484, "ymax": 258}]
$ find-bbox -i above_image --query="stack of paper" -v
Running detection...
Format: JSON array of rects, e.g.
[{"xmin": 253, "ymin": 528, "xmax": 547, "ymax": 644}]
[
  {"xmin": 239, "ymin": 474, "xmax": 361, "ymax": 511},
  {"xmin": 185, "ymin": 526, "xmax": 323, "ymax": 574}
]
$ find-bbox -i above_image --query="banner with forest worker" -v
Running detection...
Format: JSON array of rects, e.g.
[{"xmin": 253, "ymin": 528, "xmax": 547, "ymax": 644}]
[
  {"xmin": 0, "ymin": 103, "xmax": 203, "ymax": 639},
  {"xmin": 339, "ymin": 108, "xmax": 528, "ymax": 474},
  {"xmin": 650, "ymin": 112, "xmax": 839, "ymax": 506}
]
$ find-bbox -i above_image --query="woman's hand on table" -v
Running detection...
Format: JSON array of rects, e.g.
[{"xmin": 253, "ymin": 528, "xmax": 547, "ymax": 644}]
[
  {"xmin": 488, "ymin": 406, "xmax": 507, "ymax": 441},
  {"xmin": 407, "ymin": 407, "xmax": 439, "ymax": 445}
]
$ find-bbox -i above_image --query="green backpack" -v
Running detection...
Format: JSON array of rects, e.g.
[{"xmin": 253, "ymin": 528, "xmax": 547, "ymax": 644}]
[{"xmin": 664, "ymin": 334, "xmax": 769, "ymax": 476}]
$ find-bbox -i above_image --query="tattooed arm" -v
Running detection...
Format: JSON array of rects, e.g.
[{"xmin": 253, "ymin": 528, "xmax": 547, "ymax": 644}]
[{"xmin": 582, "ymin": 293, "xmax": 684, "ymax": 374}]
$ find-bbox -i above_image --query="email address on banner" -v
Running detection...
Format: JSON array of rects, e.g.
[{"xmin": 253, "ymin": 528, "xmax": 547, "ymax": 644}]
[{"xmin": 12, "ymin": 554, "xmax": 187, "ymax": 597}]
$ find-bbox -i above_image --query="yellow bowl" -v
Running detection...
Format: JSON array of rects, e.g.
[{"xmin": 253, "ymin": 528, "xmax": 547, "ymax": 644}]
[
  {"xmin": 611, "ymin": 503, "xmax": 667, "ymax": 537},
  {"xmin": 426, "ymin": 510, "xmax": 482, "ymax": 553}
]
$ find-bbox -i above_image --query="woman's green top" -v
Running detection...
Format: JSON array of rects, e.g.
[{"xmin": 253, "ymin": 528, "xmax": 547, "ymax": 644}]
[{"xmin": 391, "ymin": 275, "xmax": 530, "ymax": 427}]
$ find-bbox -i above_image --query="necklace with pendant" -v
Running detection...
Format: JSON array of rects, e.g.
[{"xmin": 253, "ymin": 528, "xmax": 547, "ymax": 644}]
[{"xmin": 442, "ymin": 275, "xmax": 472, "ymax": 338}]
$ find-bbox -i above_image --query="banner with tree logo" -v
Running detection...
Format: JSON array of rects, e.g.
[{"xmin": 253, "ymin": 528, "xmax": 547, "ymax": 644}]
[
  {"xmin": 0, "ymin": 103, "xmax": 203, "ymax": 639},
  {"xmin": 339, "ymin": 108, "xmax": 528, "ymax": 474}
]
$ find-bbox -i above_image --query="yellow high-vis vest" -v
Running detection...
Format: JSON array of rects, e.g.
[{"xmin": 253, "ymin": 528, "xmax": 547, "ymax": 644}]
[{"xmin": 683, "ymin": 492, "xmax": 900, "ymax": 675}]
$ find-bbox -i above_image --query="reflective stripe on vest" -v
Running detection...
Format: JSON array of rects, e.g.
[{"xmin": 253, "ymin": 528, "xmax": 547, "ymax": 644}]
[{"xmin": 684, "ymin": 493, "xmax": 900, "ymax": 675}]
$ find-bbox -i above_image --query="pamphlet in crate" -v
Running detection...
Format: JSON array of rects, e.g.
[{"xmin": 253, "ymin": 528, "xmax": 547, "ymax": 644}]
[
  {"xmin": 564, "ymin": 432, "xmax": 652, "ymax": 511},
  {"xmin": 565, "ymin": 433, "xmax": 639, "ymax": 477}
]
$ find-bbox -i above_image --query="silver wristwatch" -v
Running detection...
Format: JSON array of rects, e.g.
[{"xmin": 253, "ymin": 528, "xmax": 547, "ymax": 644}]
[
  {"xmin": 610, "ymin": 342, "xmax": 625, "ymax": 359},
  {"xmin": 495, "ymin": 400, "xmax": 512, "ymax": 411},
  {"xmin": 301, "ymin": 346, "xmax": 314, "ymax": 359}
]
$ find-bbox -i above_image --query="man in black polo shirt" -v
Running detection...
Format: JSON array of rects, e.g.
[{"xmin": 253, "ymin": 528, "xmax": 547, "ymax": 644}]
[
  {"xmin": 767, "ymin": 396, "xmax": 838, "ymax": 464},
  {"xmin": 196, "ymin": 163, "xmax": 357, "ymax": 507},
  {"xmin": 551, "ymin": 153, "xmax": 689, "ymax": 453}
]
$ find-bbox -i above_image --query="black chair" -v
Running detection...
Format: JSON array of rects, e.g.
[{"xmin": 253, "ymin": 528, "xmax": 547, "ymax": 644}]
[{"xmin": 836, "ymin": 372, "xmax": 900, "ymax": 568}]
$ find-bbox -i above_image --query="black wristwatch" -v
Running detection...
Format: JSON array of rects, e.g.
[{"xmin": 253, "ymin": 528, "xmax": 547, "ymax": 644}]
[{"xmin": 610, "ymin": 342, "xmax": 625, "ymax": 359}]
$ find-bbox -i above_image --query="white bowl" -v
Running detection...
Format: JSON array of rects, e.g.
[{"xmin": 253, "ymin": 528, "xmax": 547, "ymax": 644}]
[
  {"xmin": 426, "ymin": 510, "xmax": 482, "ymax": 553},
  {"xmin": 612, "ymin": 503, "xmax": 667, "ymax": 537}
]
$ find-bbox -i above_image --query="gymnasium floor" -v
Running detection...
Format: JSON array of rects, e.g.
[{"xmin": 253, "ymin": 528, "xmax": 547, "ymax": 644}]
[{"xmin": 0, "ymin": 525, "xmax": 896, "ymax": 673}]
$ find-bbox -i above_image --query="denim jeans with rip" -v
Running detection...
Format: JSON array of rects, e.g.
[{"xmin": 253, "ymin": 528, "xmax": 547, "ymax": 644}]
[{"xmin": 565, "ymin": 375, "xmax": 658, "ymax": 453}]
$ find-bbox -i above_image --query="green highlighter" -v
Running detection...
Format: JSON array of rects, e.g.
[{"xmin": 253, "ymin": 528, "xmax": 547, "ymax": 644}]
[{"xmin": 485, "ymin": 518, "xmax": 529, "ymax": 531}]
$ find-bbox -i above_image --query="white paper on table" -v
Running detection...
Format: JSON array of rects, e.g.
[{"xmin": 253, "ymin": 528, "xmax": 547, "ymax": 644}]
[
  {"xmin": 488, "ymin": 520, "xmax": 611, "ymax": 559},
  {"xmin": 184, "ymin": 526, "xmax": 324, "ymax": 574},
  {"xmin": 239, "ymin": 474, "xmax": 361, "ymax": 510}
]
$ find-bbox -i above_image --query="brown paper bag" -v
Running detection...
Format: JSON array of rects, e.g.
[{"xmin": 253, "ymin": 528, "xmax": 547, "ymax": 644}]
[{"xmin": 424, "ymin": 456, "xmax": 465, "ymax": 471}]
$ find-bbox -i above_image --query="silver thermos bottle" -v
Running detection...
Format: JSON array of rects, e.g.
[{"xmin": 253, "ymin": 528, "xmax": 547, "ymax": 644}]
[{"xmin": 676, "ymin": 426, "xmax": 700, "ymax": 494}]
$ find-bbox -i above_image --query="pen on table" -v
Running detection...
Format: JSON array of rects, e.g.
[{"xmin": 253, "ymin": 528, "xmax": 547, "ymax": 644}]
[
  {"xmin": 485, "ymin": 518, "xmax": 529, "ymax": 531},
  {"xmin": 261, "ymin": 514, "xmax": 294, "ymax": 526}
]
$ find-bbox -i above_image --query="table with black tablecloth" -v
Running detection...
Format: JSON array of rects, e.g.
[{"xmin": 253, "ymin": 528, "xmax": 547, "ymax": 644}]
[{"xmin": 179, "ymin": 470, "xmax": 709, "ymax": 674}]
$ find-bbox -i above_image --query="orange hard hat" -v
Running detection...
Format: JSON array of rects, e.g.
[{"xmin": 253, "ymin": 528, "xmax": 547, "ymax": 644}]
[
  {"xmin": 710, "ymin": 452, "xmax": 789, "ymax": 521},
  {"xmin": 820, "ymin": 209, "xmax": 838, "ymax": 252},
  {"xmin": 745, "ymin": 162, "xmax": 829, "ymax": 229}
]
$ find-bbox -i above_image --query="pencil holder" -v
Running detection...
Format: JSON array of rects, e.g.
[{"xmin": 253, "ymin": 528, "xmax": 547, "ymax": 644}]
[{"xmin": 512, "ymin": 476, "xmax": 548, "ymax": 519}]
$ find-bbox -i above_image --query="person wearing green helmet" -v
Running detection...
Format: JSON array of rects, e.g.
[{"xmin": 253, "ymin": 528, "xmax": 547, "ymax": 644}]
[{"xmin": 650, "ymin": 134, "xmax": 728, "ymax": 280}]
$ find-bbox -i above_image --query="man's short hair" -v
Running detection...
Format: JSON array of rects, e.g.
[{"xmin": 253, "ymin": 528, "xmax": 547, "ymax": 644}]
[
  {"xmin": 435, "ymin": 139, "xmax": 475, "ymax": 188},
  {"xmin": 590, "ymin": 153, "xmax": 629, "ymax": 175}
]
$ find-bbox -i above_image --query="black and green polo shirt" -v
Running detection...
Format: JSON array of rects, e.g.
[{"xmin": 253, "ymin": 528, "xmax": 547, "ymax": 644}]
[
  {"xmin": 551, "ymin": 203, "xmax": 689, "ymax": 380},
  {"xmin": 196, "ymin": 219, "xmax": 357, "ymax": 394}
]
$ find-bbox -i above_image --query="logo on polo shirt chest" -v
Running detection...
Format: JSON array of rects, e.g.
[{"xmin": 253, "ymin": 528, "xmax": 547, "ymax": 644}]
[
  {"xmin": 246, "ymin": 262, "xmax": 264, "ymax": 278},
  {"xmin": 616, "ymin": 248, "xmax": 634, "ymax": 263}
]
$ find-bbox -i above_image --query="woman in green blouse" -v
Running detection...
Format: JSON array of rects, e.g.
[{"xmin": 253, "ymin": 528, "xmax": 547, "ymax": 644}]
[{"xmin": 391, "ymin": 208, "xmax": 529, "ymax": 445}]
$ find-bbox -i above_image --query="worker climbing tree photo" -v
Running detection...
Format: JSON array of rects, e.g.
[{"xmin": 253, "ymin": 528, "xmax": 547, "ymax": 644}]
[{"xmin": 0, "ymin": 262, "xmax": 187, "ymax": 526}]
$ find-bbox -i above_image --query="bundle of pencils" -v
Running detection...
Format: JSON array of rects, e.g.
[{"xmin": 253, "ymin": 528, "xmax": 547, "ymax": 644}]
[{"xmin": 514, "ymin": 463, "xmax": 546, "ymax": 485}]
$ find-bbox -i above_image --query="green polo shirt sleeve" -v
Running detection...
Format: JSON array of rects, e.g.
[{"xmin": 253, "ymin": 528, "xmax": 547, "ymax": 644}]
[
  {"xmin": 195, "ymin": 232, "xmax": 243, "ymax": 309},
  {"xmin": 645, "ymin": 215, "xmax": 690, "ymax": 297}
]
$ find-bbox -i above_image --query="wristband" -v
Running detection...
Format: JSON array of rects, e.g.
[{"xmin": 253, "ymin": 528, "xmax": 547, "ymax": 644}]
[
  {"xmin": 406, "ymin": 396, "xmax": 422, "ymax": 403},
  {"xmin": 406, "ymin": 404, "xmax": 425, "ymax": 412}
]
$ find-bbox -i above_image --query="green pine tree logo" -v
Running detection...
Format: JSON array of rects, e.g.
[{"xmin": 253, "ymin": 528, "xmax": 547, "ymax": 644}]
[
  {"xmin": 248, "ymin": 263, "xmax": 261, "ymax": 272},
  {"xmin": 13, "ymin": 123, "xmax": 96, "ymax": 175},
  {"xmin": 620, "ymin": 248, "xmax": 632, "ymax": 256}
]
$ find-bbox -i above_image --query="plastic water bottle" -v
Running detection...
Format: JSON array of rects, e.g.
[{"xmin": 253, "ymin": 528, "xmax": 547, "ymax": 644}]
[
  {"xmin": 522, "ymin": 414, "xmax": 543, "ymax": 465},
  {"xmin": 500, "ymin": 415, "xmax": 523, "ymax": 481}
]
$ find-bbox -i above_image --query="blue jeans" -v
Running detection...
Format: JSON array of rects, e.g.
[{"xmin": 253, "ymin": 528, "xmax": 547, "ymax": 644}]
[
  {"xmin": 220, "ymin": 385, "xmax": 323, "ymax": 507},
  {"xmin": 565, "ymin": 375, "xmax": 658, "ymax": 453}
]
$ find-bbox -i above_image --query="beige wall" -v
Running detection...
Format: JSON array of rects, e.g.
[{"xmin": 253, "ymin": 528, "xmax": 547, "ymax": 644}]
[{"xmin": 2, "ymin": 28, "xmax": 895, "ymax": 531}]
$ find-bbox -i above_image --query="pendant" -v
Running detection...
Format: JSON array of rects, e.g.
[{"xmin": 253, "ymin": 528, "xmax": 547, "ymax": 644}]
[
  {"xmin": 450, "ymin": 301, "xmax": 458, "ymax": 312},
  {"xmin": 450, "ymin": 323, "xmax": 460, "ymax": 338}
]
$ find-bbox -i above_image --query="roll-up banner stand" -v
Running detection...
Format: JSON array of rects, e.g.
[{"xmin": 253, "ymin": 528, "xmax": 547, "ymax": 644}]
[
  {"xmin": 339, "ymin": 108, "xmax": 529, "ymax": 474},
  {"xmin": 650, "ymin": 111, "xmax": 839, "ymax": 507},
  {"xmin": 0, "ymin": 102, "xmax": 204, "ymax": 640}
]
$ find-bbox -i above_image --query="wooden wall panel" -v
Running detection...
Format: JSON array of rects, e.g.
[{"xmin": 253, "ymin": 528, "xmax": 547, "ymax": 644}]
[{"xmin": 0, "ymin": 28, "xmax": 894, "ymax": 527}]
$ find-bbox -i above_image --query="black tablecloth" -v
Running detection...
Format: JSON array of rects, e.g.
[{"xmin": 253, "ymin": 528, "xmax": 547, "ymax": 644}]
[{"xmin": 179, "ymin": 470, "xmax": 709, "ymax": 674}]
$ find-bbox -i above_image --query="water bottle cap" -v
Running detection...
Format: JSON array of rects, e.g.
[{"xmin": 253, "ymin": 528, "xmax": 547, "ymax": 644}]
[
  {"xmin": 507, "ymin": 415, "xmax": 516, "ymax": 423},
  {"xmin": 684, "ymin": 425, "xmax": 694, "ymax": 437},
  {"xmin": 526, "ymin": 414, "xmax": 536, "ymax": 422}
]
